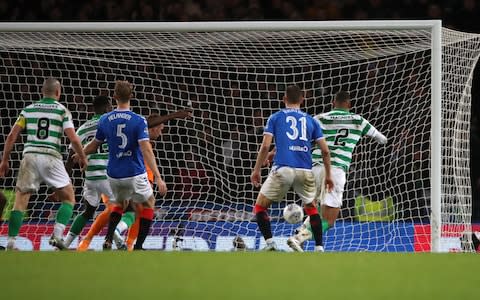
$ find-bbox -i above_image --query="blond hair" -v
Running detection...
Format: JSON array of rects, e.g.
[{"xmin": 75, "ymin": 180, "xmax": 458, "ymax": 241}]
[{"xmin": 114, "ymin": 80, "xmax": 132, "ymax": 103}]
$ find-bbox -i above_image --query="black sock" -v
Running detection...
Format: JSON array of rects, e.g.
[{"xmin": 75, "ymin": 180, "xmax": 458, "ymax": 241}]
[
  {"xmin": 472, "ymin": 232, "xmax": 480, "ymax": 251},
  {"xmin": 255, "ymin": 211, "xmax": 272, "ymax": 241},
  {"xmin": 309, "ymin": 214, "xmax": 323, "ymax": 246},
  {"xmin": 105, "ymin": 211, "xmax": 122, "ymax": 243},
  {"xmin": 81, "ymin": 202, "xmax": 97, "ymax": 220},
  {"xmin": 124, "ymin": 202, "xmax": 135, "ymax": 213},
  {"xmin": 134, "ymin": 217, "xmax": 152, "ymax": 250}
]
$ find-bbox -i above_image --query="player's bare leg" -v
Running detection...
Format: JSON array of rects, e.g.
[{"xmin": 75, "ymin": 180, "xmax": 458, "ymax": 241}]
[
  {"xmin": 255, "ymin": 193, "xmax": 277, "ymax": 251},
  {"xmin": 0, "ymin": 191, "xmax": 6, "ymax": 219},
  {"xmin": 6, "ymin": 190, "xmax": 30, "ymax": 250},
  {"xmin": 321, "ymin": 204, "xmax": 340, "ymax": 227},
  {"xmin": 133, "ymin": 196, "xmax": 155, "ymax": 250},
  {"xmin": 77, "ymin": 195, "xmax": 111, "ymax": 251},
  {"xmin": 49, "ymin": 184, "xmax": 76, "ymax": 250},
  {"xmin": 77, "ymin": 204, "xmax": 112, "ymax": 251}
]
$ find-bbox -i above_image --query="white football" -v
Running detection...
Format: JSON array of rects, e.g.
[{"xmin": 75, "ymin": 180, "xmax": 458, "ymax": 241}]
[{"xmin": 283, "ymin": 203, "xmax": 304, "ymax": 224}]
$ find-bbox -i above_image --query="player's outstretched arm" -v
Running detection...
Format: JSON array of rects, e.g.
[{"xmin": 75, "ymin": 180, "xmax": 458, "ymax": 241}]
[
  {"xmin": 316, "ymin": 138, "xmax": 334, "ymax": 192},
  {"xmin": 372, "ymin": 130, "xmax": 388, "ymax": 144},
  {"xmin": 0, "ymin": 124, "xmax": 23, "ymax": 177},
  {"xmin": 251, "ymin": 134, "xmax": 273, "ymax": 188},
  {"xmin": 65, "ymin": 128, "xmax": 88, "ymax": 170},
  {"xmin": 140, "ymin": 140, "xmax": 167, "ymax": 196},
  {"xmin": 364, "ymin": 121, "xmax": 388, "ymax": 144},
  {"xmin": 147, "ymin": 109, "xmax": 192, "ymax": 128}
]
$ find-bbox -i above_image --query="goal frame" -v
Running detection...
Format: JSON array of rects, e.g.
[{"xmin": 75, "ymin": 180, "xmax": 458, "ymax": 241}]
[{"xmin": 0, "ymin": 20, "xmax": 443, "ymax": 252}]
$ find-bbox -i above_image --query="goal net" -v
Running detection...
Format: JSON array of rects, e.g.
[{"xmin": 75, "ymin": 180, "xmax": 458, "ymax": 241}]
[{"xmin": 0, "ymin": 22, "xmax": 479, "ymax": 252}]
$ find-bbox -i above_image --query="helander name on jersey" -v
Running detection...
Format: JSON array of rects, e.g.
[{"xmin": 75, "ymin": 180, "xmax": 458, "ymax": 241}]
[{"xmin": 108, "ymin": 112, "xmax": 132, "ymax": 121}]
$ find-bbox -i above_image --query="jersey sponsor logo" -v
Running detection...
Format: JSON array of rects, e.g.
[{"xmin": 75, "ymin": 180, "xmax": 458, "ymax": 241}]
[
  {"xmin": 324, "ymin": 115, "xmax": 356, "ymax": 120},
  {"xmin": 116, "ymin": 150, "xmax": 132, "ymax": 158},
  {"xmin": 31, "ymin": 103, "xmax": 58, "ymax": 109},
  {"xmin": 288, "ymin": 145, "xmax": 309, "ymax": 152}
]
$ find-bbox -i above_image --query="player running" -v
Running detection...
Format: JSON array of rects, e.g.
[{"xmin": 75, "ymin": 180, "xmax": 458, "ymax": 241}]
[
  {"xmin": 287, "ymin": 91, "xmax": 388, "ymax": 251},
  {"xmin": 0, "ymin": 78, "xmax": 87, "ymax": 250},
  {"xmin": 251, "ymin": 85, "xmax": 333, "ymax": 252}
]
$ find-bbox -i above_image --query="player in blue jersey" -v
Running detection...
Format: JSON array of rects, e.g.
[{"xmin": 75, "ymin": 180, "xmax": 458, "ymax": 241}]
[
  {"xmin": 83, "ymin": 80, "xmax": 167, "ymax": 250},
  {"xmin": 251, "ymin": 85, "xmax": 334, "ymax": 251}
]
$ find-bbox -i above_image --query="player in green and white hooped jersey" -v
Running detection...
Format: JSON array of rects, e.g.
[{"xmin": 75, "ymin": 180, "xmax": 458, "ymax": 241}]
[
  {"xmin": 287, "ymin": 91, "xmax": 387, "ymax": 251},
  {"xmin": 63, "ymin": 96, "xmax": 113, "ymax": 248},
  {"xmin": 0, "ymin": 78, "xmax": 88, "ymax": 250}
]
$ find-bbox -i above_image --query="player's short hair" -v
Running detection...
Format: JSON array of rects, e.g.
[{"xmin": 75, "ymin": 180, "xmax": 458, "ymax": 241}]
[
  {"xmin": 93, "ymin": 95, "xmax": 110, "ymax": 114},
  {"xmin": 335, "ymin": 91, "xmax": 351, "ymax": 103},
  {"xmin": 42, "ymin": 77, "xmax": 60, "ymax": 96},
  {"xmin": 146, "ymin": 114, "xmax": 162, "ymax": 128},
  {"xmin": 285, "ymin": 85, "xmax": 303, "ymax": 104},
  {"xmin": 114, "ymin": 80, "xmax": 132, "ymax": 103}
]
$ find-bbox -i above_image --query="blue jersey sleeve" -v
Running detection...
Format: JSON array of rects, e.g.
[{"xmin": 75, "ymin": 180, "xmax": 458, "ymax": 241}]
[
  {"xmin": 95, "ymin": 117, "xmax": 106, "ymax": 142},
  {"xmin": 137, "ymin": 117, "xmax": 149, "ymax": 142},
  {"xmin": 312, "ymin": 117, "xmax": 323, "ymax": 141},
  {"xmin": 264, "ymin": 113, "xmax": 276, "ymax": 136}
]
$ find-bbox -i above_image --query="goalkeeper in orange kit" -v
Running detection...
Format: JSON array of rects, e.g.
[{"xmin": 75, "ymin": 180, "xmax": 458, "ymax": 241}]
[{"xmin": 77, "ymin": 109, "xmax": 191, "ymax": 251}]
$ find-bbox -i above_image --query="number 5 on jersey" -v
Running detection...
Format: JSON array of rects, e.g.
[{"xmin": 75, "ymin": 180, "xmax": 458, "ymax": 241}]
[{"xmin": 116, "ymin": 124, "xmax": 127, "ymax": 149}]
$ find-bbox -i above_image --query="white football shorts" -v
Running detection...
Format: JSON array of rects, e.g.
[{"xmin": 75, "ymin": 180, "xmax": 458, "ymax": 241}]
[
  {"xmin": 260, "ymin": 166, "xmax": 316, "ymax": 204},
  {"xmin": 312, "ymin": 165, "xmax": 346, "ymax": 208},
  {"xmin": 83, "ymin": 179, "xmax": 115, "ymax": 207},
  {"xmin": 16, "ymin": 153, "xmax": 71, "ymax": 193},
  {"xmin": 108, "ymin": 172, "xmax": 153, "ymax": 203}
]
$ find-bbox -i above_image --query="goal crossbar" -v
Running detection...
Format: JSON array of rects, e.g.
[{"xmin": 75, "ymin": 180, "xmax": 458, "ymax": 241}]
[{"xmin": 0, "ymin": 20, "xmax": 441, "ymax": 32}]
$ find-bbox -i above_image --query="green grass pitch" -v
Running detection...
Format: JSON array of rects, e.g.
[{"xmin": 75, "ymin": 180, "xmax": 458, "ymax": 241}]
[{"xmin": 1, "ymin": 252, "xmax": 478, "ymax": 300}]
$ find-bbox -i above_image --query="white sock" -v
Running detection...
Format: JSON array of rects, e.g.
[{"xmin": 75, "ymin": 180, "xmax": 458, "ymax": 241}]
[
  {"xmin": 294, "ymin": 226, "xmax": 313, "ymax": 243},
  {"xmin": 7, "ymin": 237, "xmax": 16, "ymax": 250},
  {"xmin": 53, "ymin": 223, "xmax": 66, "ymax": 239},
  {"xmin": 64, "ymin": 232, "xmax": 77, "ymax": 247},
  {"xmin": 116, "ymin": 221, "xmax": 128, "ymax": 235},
  {"xmin": 113, "ymin": 230, "xmax": 124, "ymax": 246},
  {"xmin": 303, "ymin": 216, "xmax": 311, "ymax": 227},
  {"xmin": 314, "ymin": 245, "xmax": 325, "ymax": 252},
  {"xmin": 265, "ymin": 238, "xmax": 274, "ymax": 244}
]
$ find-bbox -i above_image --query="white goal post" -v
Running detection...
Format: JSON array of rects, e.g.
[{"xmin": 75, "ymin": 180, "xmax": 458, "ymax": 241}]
[{"xmin": 0, "ymin": 20, "xmax": 478, "ymax": 252}]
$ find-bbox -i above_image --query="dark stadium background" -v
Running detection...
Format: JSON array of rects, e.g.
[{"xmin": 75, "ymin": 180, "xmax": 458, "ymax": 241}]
[{"xmin": 0, "ymin": 0, "xmax": 478, "ymax": 222}]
